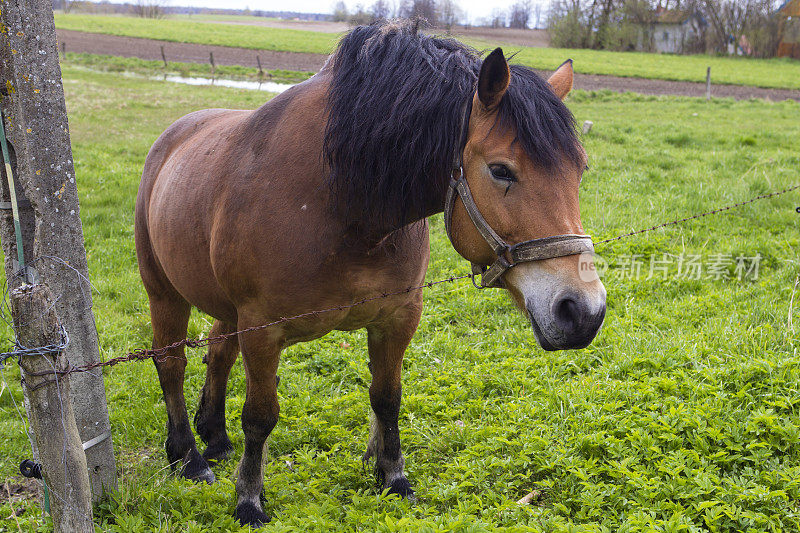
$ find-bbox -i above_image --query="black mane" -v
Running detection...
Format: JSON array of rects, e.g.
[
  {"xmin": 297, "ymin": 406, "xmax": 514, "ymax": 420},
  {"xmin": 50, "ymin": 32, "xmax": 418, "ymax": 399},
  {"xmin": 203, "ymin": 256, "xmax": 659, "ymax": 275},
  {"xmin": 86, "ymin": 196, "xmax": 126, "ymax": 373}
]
[{"xmin": 323, "ymin": 20, "xmax": 581, "ymax": 232}]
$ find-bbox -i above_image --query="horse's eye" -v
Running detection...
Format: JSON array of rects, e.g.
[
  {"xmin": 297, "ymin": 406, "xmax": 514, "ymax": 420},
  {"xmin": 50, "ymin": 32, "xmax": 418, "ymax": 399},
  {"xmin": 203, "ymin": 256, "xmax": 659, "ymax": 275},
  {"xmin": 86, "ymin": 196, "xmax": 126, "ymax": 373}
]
[{"xmin": 489, "ymin": 164, "xmax": 516, "ymax": 182}]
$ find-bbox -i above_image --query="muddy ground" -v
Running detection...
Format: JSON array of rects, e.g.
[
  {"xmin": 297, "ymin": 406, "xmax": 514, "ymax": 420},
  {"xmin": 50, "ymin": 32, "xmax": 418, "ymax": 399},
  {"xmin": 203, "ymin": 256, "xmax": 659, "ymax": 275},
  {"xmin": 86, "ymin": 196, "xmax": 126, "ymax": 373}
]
[
  {"xmin": 57, "ymin": 29, "xmax": 800, "ymax": 101},
  {"xmin": 58, "ymin": 29, "xmax": 325, "ymax": 72},
  {"xmin": 1, "ymin": 476, "xmax": 40, "ymax": 520}
]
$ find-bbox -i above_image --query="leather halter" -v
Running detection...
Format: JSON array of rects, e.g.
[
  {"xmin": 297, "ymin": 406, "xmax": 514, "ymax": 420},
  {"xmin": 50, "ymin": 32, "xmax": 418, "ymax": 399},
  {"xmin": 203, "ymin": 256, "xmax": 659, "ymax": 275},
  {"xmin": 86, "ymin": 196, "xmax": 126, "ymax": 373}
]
[
  {"xmin": 443, "ymin": 169, "xmax": 594, "ymax": 288},
  {"xmin": 442, "ymin": 93, "xmax": 594, "ymax": 289}
]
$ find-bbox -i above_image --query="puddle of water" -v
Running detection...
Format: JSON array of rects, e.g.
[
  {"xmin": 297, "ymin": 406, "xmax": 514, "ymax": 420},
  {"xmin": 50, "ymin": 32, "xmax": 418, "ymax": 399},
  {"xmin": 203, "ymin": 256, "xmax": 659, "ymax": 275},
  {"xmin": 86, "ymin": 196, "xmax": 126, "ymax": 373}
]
[
  {"xmin": 158, "ymin": 75, "xmax": 296, "ymax": 93},
  {"xmin": 67, "ymin": 66, "xmax": 299, "ymax": 93}
]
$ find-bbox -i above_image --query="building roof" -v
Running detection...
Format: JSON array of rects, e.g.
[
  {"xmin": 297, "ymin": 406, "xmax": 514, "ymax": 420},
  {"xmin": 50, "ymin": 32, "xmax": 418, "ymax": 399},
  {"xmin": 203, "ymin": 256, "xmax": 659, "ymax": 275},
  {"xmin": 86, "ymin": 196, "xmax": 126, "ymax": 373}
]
[
  {"xmin": 656, "ymin": 9, "xmax": 691, "ymax": 24},
  {"xmin": 779, "ymin": 0, "xmax": 800, "ymax": 17}
]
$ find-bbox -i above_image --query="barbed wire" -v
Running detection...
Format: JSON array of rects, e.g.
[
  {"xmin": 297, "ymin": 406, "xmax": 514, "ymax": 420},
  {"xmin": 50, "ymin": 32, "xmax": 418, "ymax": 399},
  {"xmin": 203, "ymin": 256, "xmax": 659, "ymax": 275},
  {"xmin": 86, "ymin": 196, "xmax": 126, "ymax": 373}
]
[
  {"xmin": 1, "ymin": 182, "xmax": 798, "ymax": 380},
  {"xmin": 0, "ymin": 181, "xmax": 796, "ymax": 524},
  {"xmin": 595, "ymin": 184, "xmax": 800, "ymax": 244},
  {"xmin": 9, "ymin": 274, "xmax": 474, "ymax": 378},
  {"xmin": 0, "ymin": 327, "xmax": 68, "ymax": 370}
]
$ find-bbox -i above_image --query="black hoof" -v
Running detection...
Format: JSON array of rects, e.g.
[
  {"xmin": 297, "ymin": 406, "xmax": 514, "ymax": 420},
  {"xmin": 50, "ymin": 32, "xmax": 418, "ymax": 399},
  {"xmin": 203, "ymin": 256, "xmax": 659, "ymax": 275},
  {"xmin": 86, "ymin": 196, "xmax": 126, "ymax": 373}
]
[
  {"xmin": 190, "ymin": 466, "xmax": 216, "ymax": 485},
  {"xmin": 234, "ymin": 501, "xmax": 270, "ymax": 528},
  {"xmin": 181, "ymin": 449, "xmax": 216, "ymax": 484},
  {"xmin": 387, "ymin": 477, "xmax": 415, "ymax": 500},
  {"xmin": 202, "ymin": 438, "xmax": 234, "ymax": 464}
]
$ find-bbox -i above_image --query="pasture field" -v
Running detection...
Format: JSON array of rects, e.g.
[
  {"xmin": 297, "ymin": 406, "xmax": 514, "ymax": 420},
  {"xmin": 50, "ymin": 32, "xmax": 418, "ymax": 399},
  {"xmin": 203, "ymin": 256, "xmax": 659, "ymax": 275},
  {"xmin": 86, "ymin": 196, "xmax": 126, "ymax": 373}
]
[
  {"xmin": 170, "ymin": 14, "xmax": 285, "ymax": 24},
  {"xmin": 55, "ymin": 14, "xmax": 340, "ymax": 55},
  {"xmin": 62, "ymin": 52, "xmax": 314, "ymax": 83},
  {"xmin": 0, "ymin": 69, "xmax": 799, "ymax": 532},
  {"xmin": 53, "ymin": 13, "xmax": 800, "ymax": 90}
]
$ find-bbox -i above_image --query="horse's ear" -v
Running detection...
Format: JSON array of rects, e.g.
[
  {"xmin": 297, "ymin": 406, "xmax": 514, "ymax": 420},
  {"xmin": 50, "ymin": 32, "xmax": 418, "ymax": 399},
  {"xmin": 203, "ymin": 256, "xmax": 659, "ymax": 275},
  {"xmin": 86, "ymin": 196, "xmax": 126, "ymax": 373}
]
[
  {"xmin": 477, "ymin": 48, "xmax": 510, "ymax": 110},
  {"xmin": 548, "ymin": 59, "xmax": 574, "ymax": 101}
]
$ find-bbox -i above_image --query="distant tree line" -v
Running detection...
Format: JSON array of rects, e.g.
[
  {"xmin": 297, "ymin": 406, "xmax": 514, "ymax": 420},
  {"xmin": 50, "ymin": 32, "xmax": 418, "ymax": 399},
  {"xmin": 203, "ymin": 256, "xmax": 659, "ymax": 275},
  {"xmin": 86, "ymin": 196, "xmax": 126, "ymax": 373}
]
[
  {"xmin": 56, "ymin": 1, "xmax": 333, "ymax": 21},
  {"xmin": 57, "ymin": 0, "xmax": 547, "ymax": 29},
  {"xmin": 58, "ymin": 0, "xmax": 169, "ymax": 17},
  {"xmin": 332, "ymin": 0, "xmax": 544, "ymax": 29},
  {"xmin": 548, "ymin": 0, "xmax": 786, "ymax": 57}
]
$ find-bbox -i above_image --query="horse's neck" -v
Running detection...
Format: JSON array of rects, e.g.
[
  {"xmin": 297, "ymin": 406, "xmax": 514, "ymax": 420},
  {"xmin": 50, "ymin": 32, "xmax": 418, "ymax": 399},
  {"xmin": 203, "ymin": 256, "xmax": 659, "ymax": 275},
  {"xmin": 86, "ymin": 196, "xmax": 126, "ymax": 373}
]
[
  {"xmin": 360, "ymin": 178, "xmax": 450, "ymax": 244},
  {"xmin": 251, "ymin": 73, "xmax": 450, "ymax": 245}
]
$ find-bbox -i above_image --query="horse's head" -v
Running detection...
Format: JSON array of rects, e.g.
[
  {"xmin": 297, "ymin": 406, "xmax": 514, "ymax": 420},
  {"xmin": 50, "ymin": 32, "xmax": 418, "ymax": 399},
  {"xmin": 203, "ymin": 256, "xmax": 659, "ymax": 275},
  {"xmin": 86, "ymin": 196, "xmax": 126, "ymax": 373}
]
[{"xmin": 447, "ymin": 49, "xmax": 606, "ymax": 351}]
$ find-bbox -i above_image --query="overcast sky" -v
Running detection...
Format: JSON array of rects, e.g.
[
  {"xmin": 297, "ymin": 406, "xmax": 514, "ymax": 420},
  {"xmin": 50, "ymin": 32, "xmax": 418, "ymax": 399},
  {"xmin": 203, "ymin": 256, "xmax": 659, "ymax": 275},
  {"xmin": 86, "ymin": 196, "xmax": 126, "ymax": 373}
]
[{"xmin": 166, "ymin": 0, "xmax": 548, "ymax": 25}]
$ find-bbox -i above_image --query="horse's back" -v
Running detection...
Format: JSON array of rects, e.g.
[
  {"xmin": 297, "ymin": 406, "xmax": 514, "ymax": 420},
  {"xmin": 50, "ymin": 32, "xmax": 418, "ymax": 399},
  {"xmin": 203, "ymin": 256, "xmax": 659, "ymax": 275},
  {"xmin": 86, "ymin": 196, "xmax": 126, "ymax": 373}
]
[
  {"xmin": 134, "ymin": 79, "xmax": 330, "ymax": 321},
  {"xmin": 136, "ymin": 79, "xmax": 320, "ymax": 252},
  {"xmin": 135, "ymin": 107, "xmax": 253, "ymax": 319},
  {"xmin": 137, "ymin": 107, "xmax": 251, "ymax": 210},
  {"xmin": 135, "ymin": 76, "xmax": 430, "ymax": 332}
]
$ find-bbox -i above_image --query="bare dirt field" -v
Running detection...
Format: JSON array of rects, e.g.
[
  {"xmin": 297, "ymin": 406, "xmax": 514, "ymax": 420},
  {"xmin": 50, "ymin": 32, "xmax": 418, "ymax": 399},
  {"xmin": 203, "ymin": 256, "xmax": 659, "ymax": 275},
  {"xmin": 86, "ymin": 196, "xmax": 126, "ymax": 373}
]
[
  {"xmin": 58, "ymin": 28, "xmax": 325, "ymax": 72},
  {"xmin": 454, "ymin": 26, "xmax": 551, "ymax": 47},
  {"xmin": 57, "ymin": 29, "xmax": 800, "ymax": 101},
  {"xmin": 568, "ymin": 72, "xmax": 800, "ymax": 101}
]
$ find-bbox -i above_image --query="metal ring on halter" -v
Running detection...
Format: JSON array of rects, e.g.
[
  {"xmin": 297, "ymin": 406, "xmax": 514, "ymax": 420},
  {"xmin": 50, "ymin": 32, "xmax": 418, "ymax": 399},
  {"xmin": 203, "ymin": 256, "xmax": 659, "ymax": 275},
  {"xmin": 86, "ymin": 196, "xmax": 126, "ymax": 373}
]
[{"xmin": 470, "ymin": 264, "xmax": 487, "ymax": 289}]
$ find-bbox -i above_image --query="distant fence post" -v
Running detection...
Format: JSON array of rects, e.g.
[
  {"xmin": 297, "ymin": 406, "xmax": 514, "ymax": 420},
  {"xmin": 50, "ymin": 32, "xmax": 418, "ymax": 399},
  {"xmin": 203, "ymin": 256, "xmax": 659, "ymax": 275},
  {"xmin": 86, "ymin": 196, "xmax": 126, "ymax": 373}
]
[
  {"xmin": 160, "ymin": 45, "xmax": 168, "ymax": 68},
  {"xmin": 209, "ymin": 51, "xmax": 216, "ymax": 77},
  {"xmin": 706, "ymin": 67, "xmax": 711, "ymax": 101},
  {"xmin": 0, "ymin": 0, "xmax": 117, "ymax": 503},
  {"xmin": 256, "ymin": 54, "xmax": 264, "ymax": 79}
]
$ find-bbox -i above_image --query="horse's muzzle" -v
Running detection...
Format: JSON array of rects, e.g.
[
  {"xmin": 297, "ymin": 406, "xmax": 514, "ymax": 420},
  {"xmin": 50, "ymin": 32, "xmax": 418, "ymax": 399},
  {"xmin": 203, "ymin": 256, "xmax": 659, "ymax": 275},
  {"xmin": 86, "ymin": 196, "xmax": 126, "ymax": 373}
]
[{"xmin": 526, "ymin": 289, "xmax": 606, "ymax": 351}]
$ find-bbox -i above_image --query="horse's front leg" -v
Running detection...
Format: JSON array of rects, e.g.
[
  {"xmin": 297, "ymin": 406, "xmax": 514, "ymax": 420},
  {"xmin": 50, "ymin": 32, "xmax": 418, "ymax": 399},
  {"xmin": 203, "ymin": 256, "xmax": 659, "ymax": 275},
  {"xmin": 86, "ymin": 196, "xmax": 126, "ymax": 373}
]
[
  {"xmin": 364, "ymin": 298, "xmax": 422, "ymax": 497},
  {"xmin": 233, "ymin": 324, "xmax": 281, "ymax": 528}
]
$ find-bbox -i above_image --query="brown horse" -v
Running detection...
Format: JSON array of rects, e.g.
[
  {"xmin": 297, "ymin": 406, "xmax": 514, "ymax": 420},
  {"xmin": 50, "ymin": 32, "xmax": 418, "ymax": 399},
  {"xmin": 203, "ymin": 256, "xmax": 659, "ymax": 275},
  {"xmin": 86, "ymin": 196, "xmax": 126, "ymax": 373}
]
[{"xmin": 135, "ymin": 21, "xmax": 605, "ymax": 527}]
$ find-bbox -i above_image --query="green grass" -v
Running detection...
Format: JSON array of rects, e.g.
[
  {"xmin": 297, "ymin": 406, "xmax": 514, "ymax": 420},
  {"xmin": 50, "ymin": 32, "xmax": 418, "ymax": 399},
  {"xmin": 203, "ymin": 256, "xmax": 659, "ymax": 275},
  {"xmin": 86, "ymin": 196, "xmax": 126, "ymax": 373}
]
[
  {"xmin": 1, "ymin": 69, "xmax": 800, "ymax": 531},
  {"xmin": 54, "ymin": 13, "xmax": 800, "ymax": 90},
  {"xmin": 62, "ymin": 52, "xmax": 314, "ymax": 83},
  {"xmin": 499, "ymin": 46, "xmax": 800, "ymax": 91},
  {"xmin": 55, "ymin": 13, "xmax": 341, "ymax": 55},
  {"xmin": 170, "ymin": 14, "xmax": 284, "ymax": 23}
]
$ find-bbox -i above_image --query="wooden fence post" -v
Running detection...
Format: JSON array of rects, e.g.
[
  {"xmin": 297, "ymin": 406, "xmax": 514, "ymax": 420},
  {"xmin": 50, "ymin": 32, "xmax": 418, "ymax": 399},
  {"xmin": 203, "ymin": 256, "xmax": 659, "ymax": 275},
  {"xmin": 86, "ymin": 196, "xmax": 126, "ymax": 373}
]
[
  {"xmin": 0, "ymin": 0, "xmax": 117, "ymax": 502},
  {"xmin": 706, "ymin": 66, "xmax": 711, "ymax": 100},
  {"xmin": 209, "ymin": 51, "xmax": 216, "ymax": 77},
  {"xmin": 160, "ymin": 45, "xmax": 168, "ymax": 68},
  {"xmin": 11, "ymin": 284, "xmax": 94, "ymax": 532}
]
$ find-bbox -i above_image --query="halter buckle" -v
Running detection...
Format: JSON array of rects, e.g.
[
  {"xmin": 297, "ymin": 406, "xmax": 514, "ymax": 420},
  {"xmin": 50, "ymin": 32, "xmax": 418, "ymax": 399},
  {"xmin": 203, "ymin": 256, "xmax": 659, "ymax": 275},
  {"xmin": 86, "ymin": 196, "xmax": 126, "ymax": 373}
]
[{"xmin": 470, "ymin": 263, "xmax": 486, "ymax": 289}]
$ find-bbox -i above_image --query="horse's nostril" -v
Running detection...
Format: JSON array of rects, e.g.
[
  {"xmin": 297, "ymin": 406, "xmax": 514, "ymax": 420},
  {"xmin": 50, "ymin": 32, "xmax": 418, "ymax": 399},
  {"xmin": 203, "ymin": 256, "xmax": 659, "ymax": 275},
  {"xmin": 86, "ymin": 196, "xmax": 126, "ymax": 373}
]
[{"xmin": 555, "ymin": 297, "xmax": 580, "ymax": 331}]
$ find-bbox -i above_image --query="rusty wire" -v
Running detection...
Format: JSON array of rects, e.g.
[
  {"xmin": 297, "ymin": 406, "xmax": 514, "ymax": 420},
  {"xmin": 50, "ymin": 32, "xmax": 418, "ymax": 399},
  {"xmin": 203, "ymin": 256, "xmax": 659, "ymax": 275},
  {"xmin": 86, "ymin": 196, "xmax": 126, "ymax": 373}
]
[
  {"xmin": 5, "ymin": 182, "xmax": 800, "ymax": 379},
  {"xmin": 595, "ymin": 184, "xmax": 800, "ymax": 244},
  {"xmin": 17, "ymin": 274, "xmax": 474, "ymax": 377}
]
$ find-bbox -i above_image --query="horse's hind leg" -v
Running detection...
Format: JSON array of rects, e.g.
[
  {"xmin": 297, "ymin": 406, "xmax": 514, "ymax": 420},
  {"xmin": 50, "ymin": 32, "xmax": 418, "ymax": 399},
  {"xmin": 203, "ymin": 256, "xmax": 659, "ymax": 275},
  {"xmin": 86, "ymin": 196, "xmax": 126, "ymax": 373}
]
[
  {"xmin": 195, "ymin": 319, "xmax": 239, "ymax": 463},
  {"xmin": 364, "ymin": 300, "xmax": 422, "ymax": 497},
  {"xmin": 149, "ymin": 296, "xmax": 216, "ymax": 484},
  {"xmin": 233, "ymin": 324, "xmax": 281, "ymax": 527}
]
